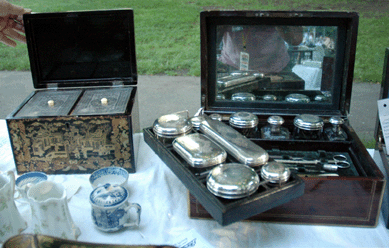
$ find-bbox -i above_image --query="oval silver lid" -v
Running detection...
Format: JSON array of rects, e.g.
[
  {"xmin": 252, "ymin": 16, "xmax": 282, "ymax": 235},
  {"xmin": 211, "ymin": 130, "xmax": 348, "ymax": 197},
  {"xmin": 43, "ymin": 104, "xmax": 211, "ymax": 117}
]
[
  {"xmin": 173, "ymin": 133, "xmax": 227, "ymax": 168},
  {"xmin": 229, "ymin": 112, "xmax": 259, "ymax": 128},
  {"xmin": 231, "ymin": 92, "xmax": 256, "ymax": 101},
  {"xmin": 267, "ymin": 116, "xmax": 284, "ymax": 126},
  {"xmin": 90, "ymin": 183, "xmax": 128, "ymax": 208},
  {"xmin": 285, "ymin": 93, "xmax": 310, "ymax": 103},
  {"xmin": 260, "ymin": 161, "xmax": 291, "ymax": 183},
  {"xmin": 153, "ymin": 111, "xmax": 193, "ymax": 137},
  {"xmin": 206, "ymin": 163, "xmax": 260, "ymax": 199},
  {"xmin": 294, "ymin": 114, "xmax": 324, "ymax": 131}
]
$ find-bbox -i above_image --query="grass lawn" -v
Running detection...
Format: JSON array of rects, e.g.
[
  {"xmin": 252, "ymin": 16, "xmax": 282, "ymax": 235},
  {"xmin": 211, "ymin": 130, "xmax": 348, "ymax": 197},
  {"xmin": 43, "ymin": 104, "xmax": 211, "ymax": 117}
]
[{"xmin": 1, "ymin": 0, "xmax": 389, "ymax": 81}]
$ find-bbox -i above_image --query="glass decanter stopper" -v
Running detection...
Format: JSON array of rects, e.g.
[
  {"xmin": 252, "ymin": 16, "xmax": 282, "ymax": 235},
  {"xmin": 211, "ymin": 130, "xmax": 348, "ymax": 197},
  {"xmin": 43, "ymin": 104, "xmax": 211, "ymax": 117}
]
[
  {"xmin": 261, "ymin": 116, "xmax": 290, "ymax": 140},
  {"xmin": 324, "ymin": 116, "xmax": 347, "ymax": 141}
]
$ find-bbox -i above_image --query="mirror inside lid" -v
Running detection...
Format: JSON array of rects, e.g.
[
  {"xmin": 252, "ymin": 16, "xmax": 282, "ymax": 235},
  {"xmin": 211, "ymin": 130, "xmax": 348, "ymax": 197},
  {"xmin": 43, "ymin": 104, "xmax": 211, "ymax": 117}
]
[
  {"xmin": 24, "ymin": 9, "xmax": 137, "ymax": 89},
  {"xmin": 200, "ymin": 11, "xmax": 358, "ymax": 116}
]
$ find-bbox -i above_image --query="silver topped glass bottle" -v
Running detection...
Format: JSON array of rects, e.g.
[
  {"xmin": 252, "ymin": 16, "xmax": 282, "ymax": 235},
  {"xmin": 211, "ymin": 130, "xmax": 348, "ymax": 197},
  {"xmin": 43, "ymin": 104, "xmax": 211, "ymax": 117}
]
[
  {"xmin": 229, "ymin": 112, "xmax": 259, "ymax": 138},
  {"xmin": 324, "ymin": 116, "xmax": 347, "ymax": 141},
  {"xmin": 261, "ymin": 116, "xmax": 290, "ymax": 140},
  {"xmin": 293, "ymin": 114, "xmax": 324, "ymax": 140}
]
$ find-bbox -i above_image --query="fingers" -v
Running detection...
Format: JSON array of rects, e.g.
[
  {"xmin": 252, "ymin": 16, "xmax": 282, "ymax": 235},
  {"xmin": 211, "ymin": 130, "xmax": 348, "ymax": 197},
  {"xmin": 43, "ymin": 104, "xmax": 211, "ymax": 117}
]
[
  {"xmin": 2, "ymin": 26, "xmax": 26, "ymax": 43},
  {"xmin": 0, "ymin": 30, "xmax": 17, "ymax": 47},
  {"xmin": 0, "ymin": 1, "xmax": 31, "ymax": 16}
]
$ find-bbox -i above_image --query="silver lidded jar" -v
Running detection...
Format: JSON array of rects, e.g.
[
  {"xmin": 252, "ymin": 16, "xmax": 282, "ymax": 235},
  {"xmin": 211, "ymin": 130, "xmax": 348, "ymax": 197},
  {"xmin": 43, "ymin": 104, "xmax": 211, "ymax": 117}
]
[
  {"xmin": 153, "ymin": 110, "xmax": 193, "ymax": 144},
  {"xmin": 261, "ymin": 115, "xmax": 290, "ymax": 140},
  {"xmin": 229, "ymin": 112, "xmax": 259, "ymax": 138},
  {"xmin": 206, "ymin": 163, "xmax": 260, "ymax": 199},
  {"xmin": 324, "ymin": 116, "xmax": 347, "ymax": 141},
  {"xmin": 260, "ymin": 161, "xmax": 291, "ymax": 184},
  {"xmin": 293, "ymin": 114, "xmax": 324, "ymax": 140}
]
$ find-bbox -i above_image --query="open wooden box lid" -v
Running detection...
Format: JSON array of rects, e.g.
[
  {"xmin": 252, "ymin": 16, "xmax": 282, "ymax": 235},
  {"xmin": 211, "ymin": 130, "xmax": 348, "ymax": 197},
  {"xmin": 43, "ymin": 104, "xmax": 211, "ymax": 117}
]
[{"xmin": 200, "ymin": 10, "xmax": 358, "ymax": 117}]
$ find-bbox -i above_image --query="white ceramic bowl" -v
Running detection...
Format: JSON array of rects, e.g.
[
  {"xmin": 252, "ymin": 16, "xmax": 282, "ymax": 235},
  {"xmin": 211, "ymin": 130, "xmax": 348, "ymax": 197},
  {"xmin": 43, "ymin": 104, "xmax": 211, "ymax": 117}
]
[{"xmin": 89, "ymin": 167, "xmax": 129, "ymax": 189}]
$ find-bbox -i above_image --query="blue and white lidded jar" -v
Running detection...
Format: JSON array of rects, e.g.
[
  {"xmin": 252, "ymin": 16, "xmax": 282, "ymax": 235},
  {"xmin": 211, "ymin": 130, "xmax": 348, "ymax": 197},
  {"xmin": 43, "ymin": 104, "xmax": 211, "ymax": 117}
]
[{"xmin": 90, "ymin": 183, "xmax": 141, "ymax": 232}]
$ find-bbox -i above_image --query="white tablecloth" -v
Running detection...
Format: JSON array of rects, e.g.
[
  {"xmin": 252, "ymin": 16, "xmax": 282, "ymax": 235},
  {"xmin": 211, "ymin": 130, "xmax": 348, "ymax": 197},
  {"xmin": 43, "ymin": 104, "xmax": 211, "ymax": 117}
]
[
  {"xmin": 1, "ymin": 119, "xmax": 389, "ymax": 248},
  {"xmin": 293, "ymin": 64, "xmax": 322, "ymax": 91}
]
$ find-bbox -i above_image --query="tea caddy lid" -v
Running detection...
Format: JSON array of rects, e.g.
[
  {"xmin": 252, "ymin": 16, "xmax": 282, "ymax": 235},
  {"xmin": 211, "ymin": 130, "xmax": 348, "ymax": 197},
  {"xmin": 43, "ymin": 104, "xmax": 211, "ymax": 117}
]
[
  {"xmin": 294, "ymin": 114, "xmax": 324, "ymax": 131},
  {"xmin": 206, "ymin": 163, "xmax": 260, "ymax": 199},
  {"xmin": 229, "ymin": 112, "xmax": 259, "ymax": 128},
  {"xmin": 24, "ymin": 9, "xmax": 137, "ymax": 89},
  {"xmin": 90, "ymin": 183, "xmax": 128, "ymax": 207}
]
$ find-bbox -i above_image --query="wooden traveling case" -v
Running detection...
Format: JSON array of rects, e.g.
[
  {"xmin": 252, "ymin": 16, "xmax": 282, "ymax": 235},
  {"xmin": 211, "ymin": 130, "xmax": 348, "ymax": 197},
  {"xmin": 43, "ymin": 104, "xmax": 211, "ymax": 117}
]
[
  {"xmin": 6, "ymin": 10, "xmax": 139, "ymax": 174},
  {"xmin": 374, "ymin": 48, "xmax": 389, "ymax": 228},
  {"xmin": 145, "ymin": 10, "xmax": 385, "ymax": 226}
]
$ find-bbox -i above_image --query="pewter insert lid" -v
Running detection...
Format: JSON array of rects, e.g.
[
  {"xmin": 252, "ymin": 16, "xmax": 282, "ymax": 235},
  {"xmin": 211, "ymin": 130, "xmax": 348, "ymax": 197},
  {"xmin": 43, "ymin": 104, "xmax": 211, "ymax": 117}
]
[
  {"xmin": 71, "ymin": 87, "xmax": 133, "ymax": 115},
  {"xmin": 15, "ymin": 90, "xmax": 82, "ymax": 117}
]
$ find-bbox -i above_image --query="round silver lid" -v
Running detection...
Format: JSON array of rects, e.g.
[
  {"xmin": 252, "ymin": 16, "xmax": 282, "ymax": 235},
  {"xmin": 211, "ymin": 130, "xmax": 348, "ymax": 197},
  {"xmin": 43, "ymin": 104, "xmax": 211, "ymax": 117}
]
[
  {"xmin": 260, "ymin": 161, "xmax": 291, "ymax": 183},
  {"xmin": 285, "ymin": 93, "xmax": 310, "ymax": 103},
  {"xmin": 329, "ymin": 116, "xmax": 344, "ymax": 126},
  {"xmin": 190, "ymin": 116, "xmax": 205, "ymax": 130},
  {"xmin": 229, "ymin": 112, "xmax": 259, "ymax": 128},
  {"xmin": 267, "ymin": 116, "xmax": 284, "ymax": 126},
  {"xmin": 231, "ymin": 92, "xmax": 256, "ymax": 101},
  {"xmin": 153, "ymin": 113, "xmax": 192, "ymax": 137},
  {"xmin": 209, "ymin": 113, "xmax": 222, "ymax": 121},
  {"xmin": 263, "ymin": 94, "xmax": 277, "ymax": 101},
  {"xmin": 206, "ymin": 163, "xmax": 260, "ymax": 199},
  {"xmin": 294, "ymin": 114, "xmax": 324, "ymax": 131},
  {"xmin": 90, "ymin": 183, "xmax": 128, "ymax": 208}
]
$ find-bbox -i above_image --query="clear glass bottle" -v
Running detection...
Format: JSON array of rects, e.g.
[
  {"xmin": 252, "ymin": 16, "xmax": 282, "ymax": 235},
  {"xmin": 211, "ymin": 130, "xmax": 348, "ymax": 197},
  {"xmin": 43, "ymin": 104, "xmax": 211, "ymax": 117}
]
[
  {"xmin": 261, "ymin": 116, "xmax": 290, "ymax": 140},
  {"xmin": 324, "ymin": 116, "xmax": 348, "ymax": 141}
]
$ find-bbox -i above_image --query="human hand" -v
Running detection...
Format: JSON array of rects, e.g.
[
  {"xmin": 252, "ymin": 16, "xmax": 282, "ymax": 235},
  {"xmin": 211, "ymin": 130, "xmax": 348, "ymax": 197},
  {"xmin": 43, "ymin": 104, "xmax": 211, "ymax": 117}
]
[{"xmin": 0, "ymin": 0, "xmax": 31, "ymax": 47}]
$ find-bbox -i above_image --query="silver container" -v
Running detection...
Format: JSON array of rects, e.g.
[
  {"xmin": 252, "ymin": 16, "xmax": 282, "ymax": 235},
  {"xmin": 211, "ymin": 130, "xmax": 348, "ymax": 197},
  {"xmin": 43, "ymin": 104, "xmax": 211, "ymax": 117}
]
[
  {"xmin": 206, "ymin": 163, "xmax": 260, "ymax": 199},
  {"xmin": 173, "ymin": 133, "xmax": 227, "ymax": 168},
  {"xmin": 261, "ymin": 161, "xmax": 291, "ymax": 184},
  {"xmin": 153, "ymin": 111, "xmax": 192, "ymax": 143},
  {"xmin": 285, "ymin": 93, "xmax": 310, "ymax": 103},
  {"xmin": 293, "ymin": 114, "xmax": 324, "ymax": 140},
  {"xmin": 229, "ymin": 112, "xmax": 259, "ymax": 137}
]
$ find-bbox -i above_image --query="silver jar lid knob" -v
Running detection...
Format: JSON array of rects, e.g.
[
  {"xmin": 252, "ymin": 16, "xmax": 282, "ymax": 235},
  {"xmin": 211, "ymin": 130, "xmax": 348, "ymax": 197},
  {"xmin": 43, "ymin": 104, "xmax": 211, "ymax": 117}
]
[
  {"xmin": 229, "ymin": 112, "xmax": 259, "ymax": 128},
  {"xmin": 209, "ymin": 113, "xmax": 223, "ymax": 121},
  {"xmin": 190, "ymin": 116, "xmax": 206, "ymax": 130},
  {"xmin": 231, "ymin": 92, "xmax": 256, "ymax": 101},
  {"xmin": 329, "ymin": 116, "xmax": 344, "ymax": 126},
  {"xmin": 267, "ymin": 116, "xmax": 284, "ymax": 126},
  {"xmin": 260, "ymin": 161, "xmax": 291, "ymax": 183},
  {"xmin": 285, "ymin": 93, "xmax": 310, "ymax": 103},
  {"xmin": 294, "ymin": 114, "xmax": 324, "ymax": 131}
]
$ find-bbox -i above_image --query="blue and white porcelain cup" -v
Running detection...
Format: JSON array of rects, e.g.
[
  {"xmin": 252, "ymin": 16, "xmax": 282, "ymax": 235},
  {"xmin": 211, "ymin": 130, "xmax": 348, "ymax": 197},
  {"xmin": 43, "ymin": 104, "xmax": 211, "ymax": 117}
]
[
  {"xmin": 90, "ymin": 183, "xmax": 141, "ymax": 232},
  {"xmin": 89, "ymin": 167, "xmax": 129, "ymax": 189},
  {"xmin": 15, "ymin": 171, "xmax": 48, "ymax": 199}
]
